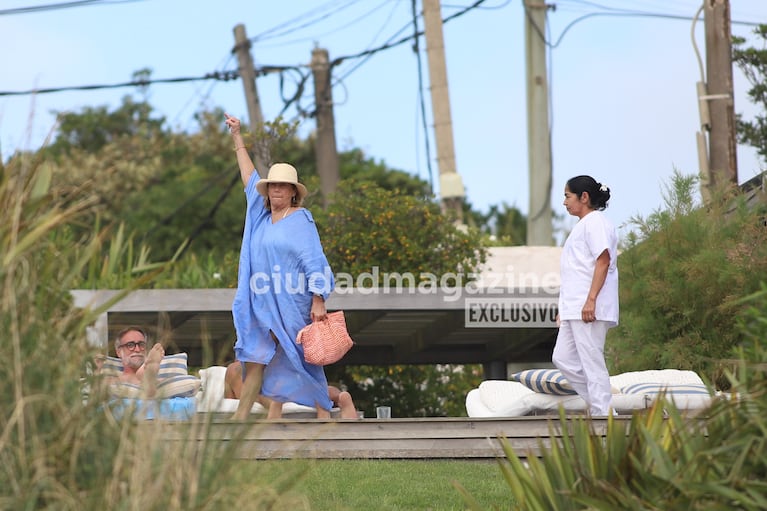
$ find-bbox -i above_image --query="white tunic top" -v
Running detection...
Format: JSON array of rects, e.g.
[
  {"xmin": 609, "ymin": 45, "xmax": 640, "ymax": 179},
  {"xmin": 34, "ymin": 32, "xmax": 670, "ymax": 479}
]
[{"xmin": 559, "ymin": 210, "xmax": 619, "ymax": 325}]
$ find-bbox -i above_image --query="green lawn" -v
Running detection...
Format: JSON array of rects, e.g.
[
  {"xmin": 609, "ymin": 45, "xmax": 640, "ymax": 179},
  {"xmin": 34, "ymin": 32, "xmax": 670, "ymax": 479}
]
[{"xmin": 233, "ymin": 459, "xmax": 513, "ymax": 510}]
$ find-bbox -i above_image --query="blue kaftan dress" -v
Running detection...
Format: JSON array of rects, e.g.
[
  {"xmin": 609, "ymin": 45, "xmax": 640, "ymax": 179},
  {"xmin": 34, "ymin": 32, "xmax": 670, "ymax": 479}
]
[{"xmin": 232, "ymin": 174, "xmax": 334, "ymax": 410}]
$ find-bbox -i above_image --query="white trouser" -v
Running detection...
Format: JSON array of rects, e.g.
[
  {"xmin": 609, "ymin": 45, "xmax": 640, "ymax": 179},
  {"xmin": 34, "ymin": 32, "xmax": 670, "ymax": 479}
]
[{"xmin": 552, "ymin": 320, "xmax": 613, "ymax": 416}]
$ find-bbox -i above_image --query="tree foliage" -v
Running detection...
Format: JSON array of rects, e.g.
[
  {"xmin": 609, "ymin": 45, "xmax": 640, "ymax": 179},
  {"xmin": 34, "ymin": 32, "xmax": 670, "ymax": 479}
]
[
  {"xmin": 733, "ymin": 23, "xmax": 767, "ymax": 165},
  {"xmin": 607, "ymin": 171, "xmax": 767, "ymax": 387},
  {"xmin": 336, "ymin": 364, "xmax": 484, "ymax": 418},
  {"xmin": 314, "ymin": 180, "xmax": 487, "ymax": 281}
]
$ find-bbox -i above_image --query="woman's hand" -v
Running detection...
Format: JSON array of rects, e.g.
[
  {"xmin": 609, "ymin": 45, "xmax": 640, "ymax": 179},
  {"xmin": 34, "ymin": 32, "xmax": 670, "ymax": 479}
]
[
  {"xmin": 581, "ymin": 297, "xmax": 596, "ymax": 323},
  {"xmin": 224, "ymin": 113, "xmax": 241, "ymax": 135},
  {"xmin": 310, "ymin": 295, "xmax": 327, "ymax": 322}
]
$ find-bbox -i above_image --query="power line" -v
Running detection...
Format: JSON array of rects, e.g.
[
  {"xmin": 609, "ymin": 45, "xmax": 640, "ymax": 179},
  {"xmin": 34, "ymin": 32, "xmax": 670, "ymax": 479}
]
[
  {"xmin": 412, "ymin": 0, "xmax": 434, "ymax": 194},
  {"xmin": 0, "ymin": 71, "xmax": 239, "ymax": 97},
  {"xmin": 247, "ymin": 0, "xmax": 373, "ymax": 46},
  {"xmin": 0, "ymin": 0, "xmax": 141, "ymax": 16}
]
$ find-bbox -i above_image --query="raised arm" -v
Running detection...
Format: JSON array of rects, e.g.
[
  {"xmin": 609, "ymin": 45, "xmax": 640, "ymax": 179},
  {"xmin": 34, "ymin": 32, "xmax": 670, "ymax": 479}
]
[{"xmin": 225, "ymin": 113, "xmax": 257, "ymax": 187}]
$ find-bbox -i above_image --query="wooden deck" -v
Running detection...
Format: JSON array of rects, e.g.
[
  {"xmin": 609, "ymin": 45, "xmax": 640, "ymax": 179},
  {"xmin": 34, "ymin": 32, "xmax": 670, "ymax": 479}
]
[{"xmin": 159, "ymin": 416, "xmax": 632, "ymax": 460}]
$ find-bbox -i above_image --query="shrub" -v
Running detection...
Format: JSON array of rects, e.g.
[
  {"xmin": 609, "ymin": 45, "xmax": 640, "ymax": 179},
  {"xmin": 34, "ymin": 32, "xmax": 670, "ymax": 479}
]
[{"xmin": 608, "ymin": 171, "xmax": 767, "ymax": 387}]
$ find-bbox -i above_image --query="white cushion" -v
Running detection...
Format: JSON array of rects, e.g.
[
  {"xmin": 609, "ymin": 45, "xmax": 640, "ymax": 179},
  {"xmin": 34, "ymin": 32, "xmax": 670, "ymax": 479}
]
[
  {"xmin": 465, "ymin": 389, "xmax": 493, "ymax": 417},
  {"xmin": 196, "ymin": 366, "xmax": 228, "ymax": 412},
  {"xmin": 621, "ymin": 382, "xmax": 712, "ymax": 410},
  {"xmin": 196, "ymin": 365, "xmax": 329, "ymax": 416},
  {"xmin": 621, "ymin": 383, "xmax": 710, "ymax": 396},
  {"xmin": 475, "ymin": 380, "xmax": 535, "ymax": 417},
  {"xmin": 465, "ymin": 370, "xmax": 713, "ymax": 418},
  {"xmin": 522, "ymin": 392, "xmax": 585, "ymax": 413},
  {"xmin": 610, "ymin": 369, "xmax": 704, "ymax": 389}
]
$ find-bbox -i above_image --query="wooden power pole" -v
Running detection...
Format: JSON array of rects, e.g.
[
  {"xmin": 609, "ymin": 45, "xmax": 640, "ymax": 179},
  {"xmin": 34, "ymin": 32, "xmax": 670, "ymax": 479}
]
[
  {"xmin": 311, "ymin": 47, "xmax": 340, "ymax": 205},
  {"xmin": 422, "ymin": 0, "xmax": 465, "ymax": 225},
  {"xmin": 233, "ymin": 24, "xmax": 268, "ymax": 177},
  {"xmin": 703, "ymin": 0, "xmax": 738, "ymax": 189},
  {"xmin": 524, "ymin": 0, "xmax": 553, "ymax": 246}
]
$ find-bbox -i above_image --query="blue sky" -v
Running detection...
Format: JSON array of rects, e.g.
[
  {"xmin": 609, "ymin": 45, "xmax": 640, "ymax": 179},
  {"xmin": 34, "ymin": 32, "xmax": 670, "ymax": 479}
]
[{"xmin": 1, "ymin": 0, "xmax": 765, "ymax": 241}]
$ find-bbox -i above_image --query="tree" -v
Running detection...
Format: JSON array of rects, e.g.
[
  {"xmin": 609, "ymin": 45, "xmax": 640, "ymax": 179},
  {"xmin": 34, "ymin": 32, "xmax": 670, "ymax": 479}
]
[
  {"xmin": 733, "ymin": 23, "xmax": 767, "ymax": 165},
  {"xmin": 465, "ymin": 201, "xmax": 528, "ymax": 245},
  {"xmin": 314, "ymin": 180, "xmax": 487, "ymax": 280}
]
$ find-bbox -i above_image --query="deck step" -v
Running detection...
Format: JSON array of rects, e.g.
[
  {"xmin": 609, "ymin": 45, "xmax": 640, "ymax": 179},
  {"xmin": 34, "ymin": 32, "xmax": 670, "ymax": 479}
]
[{"xmin": 158, "ymin": 416, "xmax": 633, "ymax": 460}]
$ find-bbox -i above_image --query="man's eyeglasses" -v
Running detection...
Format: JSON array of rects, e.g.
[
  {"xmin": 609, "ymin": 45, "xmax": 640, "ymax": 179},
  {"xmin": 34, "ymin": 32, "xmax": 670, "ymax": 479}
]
[{"xmin": 118, "ymin": 341, "xmax": 147, "ymax": 351}]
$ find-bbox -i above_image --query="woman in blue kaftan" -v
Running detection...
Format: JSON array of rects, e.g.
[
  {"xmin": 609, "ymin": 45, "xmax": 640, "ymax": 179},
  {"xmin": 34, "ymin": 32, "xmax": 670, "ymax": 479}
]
[{"xmin": 225, "ymin": 113, "xmax": 335, "ymax": 419}]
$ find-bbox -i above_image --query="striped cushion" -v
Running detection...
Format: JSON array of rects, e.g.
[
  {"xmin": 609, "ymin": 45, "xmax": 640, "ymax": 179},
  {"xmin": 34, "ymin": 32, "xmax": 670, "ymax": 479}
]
[
  {"xmin": 100, "ymin": 352, "xmax": 189, "ymax": 378},
  {"xmin": 108, "ymin": 382, "xmax": 142, "ymax": 398},
  {"xmin": 621, "ymin": 383, "xmax": 710, "ymax": 396},
  {"xmin": 157, "ymin": 353, "xmax": 189, "ymax": 378},
  {"xmin": 107, "ymin": 376, "xmax": 200, "ymax": 399},
  {"xmin": 157, "ymin": 375, "xmax": 201, "ymax": 398},
  {"xmin": 100, "ymin": 357, "xmax": 124, "ymax": 378},
  {"xmin": 101, "ymin": 353, "xmax": 198, "ymax": 399},
  {"xmin": 511, "ymin": 369, "xmax": 577, "ymax": 395}
]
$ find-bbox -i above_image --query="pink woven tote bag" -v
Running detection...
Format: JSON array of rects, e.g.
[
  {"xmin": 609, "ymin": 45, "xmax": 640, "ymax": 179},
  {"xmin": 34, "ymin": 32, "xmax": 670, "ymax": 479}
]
[{"xmin": 296, "ymin": 311, "xmax": 354, "ymax": 365}]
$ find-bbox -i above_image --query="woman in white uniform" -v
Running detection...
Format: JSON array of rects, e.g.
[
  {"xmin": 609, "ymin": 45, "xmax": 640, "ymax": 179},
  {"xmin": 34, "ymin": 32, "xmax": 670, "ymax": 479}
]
[{"xmin": 553, "ymin": 175, "xmax": 619, "ymax": 416}]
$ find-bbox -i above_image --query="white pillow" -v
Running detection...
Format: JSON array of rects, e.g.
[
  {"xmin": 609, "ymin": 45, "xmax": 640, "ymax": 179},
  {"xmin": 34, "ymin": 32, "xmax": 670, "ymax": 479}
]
[
  {"xmin": 610, "ymin": 369, "xmax": 704, "ymax": 389},
  {"xmin": 465, "ymin": 388, "xmax": 493, "ymax": 417},
  {"xmin": 621, "ymin": 383, "xmax": 712, "ymax": 410},
  {"xmin": 522, "ymin": 392, "xmax": 585, "ymax": 414},
  {"xmin": 621, "ymin": 383, "xmax": 710, "ymax": 396},
  {"xmin": 197, "ymin": 366, "xmax": 228, "ymax": 412},
  {"xmin": 477, "ymin": 380, "xmax": 535, "ymax": 417}
]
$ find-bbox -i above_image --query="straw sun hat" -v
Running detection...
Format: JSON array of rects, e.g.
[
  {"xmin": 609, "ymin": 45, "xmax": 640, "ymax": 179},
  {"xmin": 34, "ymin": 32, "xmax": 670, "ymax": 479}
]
[{"xmin": 255, "ymin": 163, "xmax": 308, "ymax": 202}]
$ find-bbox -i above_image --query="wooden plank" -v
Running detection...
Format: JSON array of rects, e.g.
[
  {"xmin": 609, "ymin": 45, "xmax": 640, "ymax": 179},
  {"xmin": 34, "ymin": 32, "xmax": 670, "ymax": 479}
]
[{"xmin": 157, "ymin": 416, "xmax": 630, "ymax": 460}]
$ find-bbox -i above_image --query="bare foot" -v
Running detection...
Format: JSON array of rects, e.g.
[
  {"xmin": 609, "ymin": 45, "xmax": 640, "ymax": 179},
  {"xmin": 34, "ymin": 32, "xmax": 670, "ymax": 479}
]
[
  {"xmin": 267, "ymin": 401, "xmax": 284, "ymax": 419},
  {"xmin": 141, "ymin": 343, "xmax": 164, "ymax": 398},
  {"xmin": 337, "ymin": 391, "xmax": 358, "ymax": 419},
  {"xmin": 315, "ymin": 400, "xmax": 331, "ymax": 419}
]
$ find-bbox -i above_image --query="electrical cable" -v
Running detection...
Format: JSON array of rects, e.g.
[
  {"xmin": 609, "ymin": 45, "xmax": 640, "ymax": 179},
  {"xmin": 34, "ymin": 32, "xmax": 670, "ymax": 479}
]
[
  {"xmin": 412, "ymin": 0, "xmax": 434, "ymax": 195},
  {"xmin": 247, "ymin": 0, "xmax": 365, "ymax": 44},
  {"xmin": 0, "ymin": 71, "xmax": 239, "ymax": 97},
  {"xmin": 691, "ymin": 4, "xmax": 706, "ymax": 83},
  {"xmin": 0, "ymin": 0, "xmax": 140, "ymax": 16}
]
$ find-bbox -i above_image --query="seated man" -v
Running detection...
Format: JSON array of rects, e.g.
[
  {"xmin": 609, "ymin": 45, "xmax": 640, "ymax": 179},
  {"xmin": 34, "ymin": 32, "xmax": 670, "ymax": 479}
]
[
  {"xmin": 224, "ymin": 361, "xmax": 359, "ymax": 419},
  {"xmin": 102, "ymin": 326, "xmax": 165, "ymax": 398}
]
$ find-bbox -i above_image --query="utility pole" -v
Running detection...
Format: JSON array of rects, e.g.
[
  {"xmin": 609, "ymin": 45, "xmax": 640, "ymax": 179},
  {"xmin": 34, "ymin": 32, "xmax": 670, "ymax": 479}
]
[
  {"xmin": 703, "ymin": 0, "xmax": 738, "ymax": 189},
  {"xmin": 422, "ymin": 0, "xmax": 465, "ymax": 225},
  {"xmin": 524, "ymin": 0, "xmax": 553, "ymax": 246},
  {"xmin": 311, "ymin": 47, "xmax": 340, "ymax": 205},
  {"xmin": 233, "ymin": 24, "xmax": 268, "ymax": 177}
]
